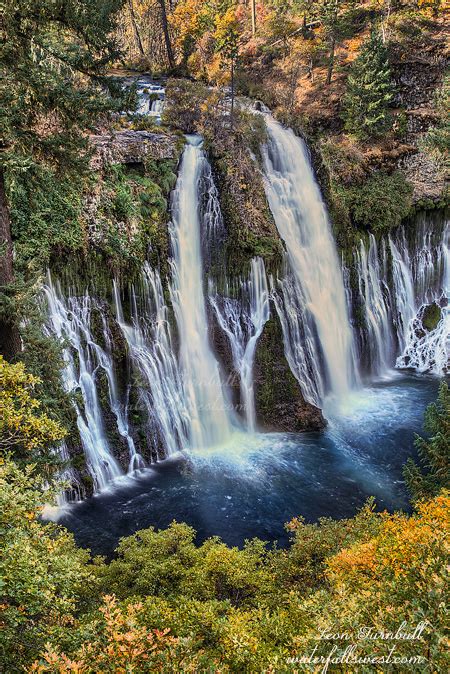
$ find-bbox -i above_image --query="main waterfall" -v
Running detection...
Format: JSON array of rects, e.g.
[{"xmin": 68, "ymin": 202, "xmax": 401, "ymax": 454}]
[
  {"xmin": 169, "ymin": 136, "xmax": 234, "ymax": 448},
  {"xmin": 262, "ymin": 115, "xmax": 357, "ymax": 404}
]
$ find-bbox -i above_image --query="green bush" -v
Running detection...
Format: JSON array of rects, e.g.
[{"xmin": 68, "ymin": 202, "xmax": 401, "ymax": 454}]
[{"xmin": 342, "ymin": 170, "xmax": 413, "ymax": 232}]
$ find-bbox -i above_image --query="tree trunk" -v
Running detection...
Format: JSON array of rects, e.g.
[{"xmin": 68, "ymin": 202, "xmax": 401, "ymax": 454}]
[
  {"xmin": 0, "ymin": 169, "xmax": 20, "ymax": 361},
  {"xmin": 230, "ymin": 58, "xmax": 235, "ymax": 128},
  {"xmin": 250, "ymin": 0, "xmax": 257, "ymax": 36},
  {"xmin": 326, "ymin": 36, "xmax": 336, "ymax": 85},
  {"xmin": 158, "ymin": 0, "xmax": 175, "ymax": 70},
  {"xmin": 128, "ymin": 0, "xmax": 145, "ymax": 57}
]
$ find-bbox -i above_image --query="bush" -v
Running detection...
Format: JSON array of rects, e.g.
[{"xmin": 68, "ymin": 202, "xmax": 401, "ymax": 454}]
[
  {"xmin": 404, "ymin": 381, "xmax": 450, "ymax": 502},
  {"xmin": 342, "ymin": 170, "xmax": 413, "ymax": 232}
]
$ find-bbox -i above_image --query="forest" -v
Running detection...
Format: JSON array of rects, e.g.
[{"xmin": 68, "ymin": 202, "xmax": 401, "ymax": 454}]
[{"xmin": 1, "ymin": 0, "xmax": 449, "ymax": 671}]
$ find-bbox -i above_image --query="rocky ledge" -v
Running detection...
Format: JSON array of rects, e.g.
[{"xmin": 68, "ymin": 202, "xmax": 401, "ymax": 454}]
[{"xmin": 89, "ymin": 130, "xmax": 179, "ymax": 169}]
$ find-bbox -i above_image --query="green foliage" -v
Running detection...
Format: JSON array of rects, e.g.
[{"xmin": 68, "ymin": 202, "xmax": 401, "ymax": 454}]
[
  {"xmin": 422, "ymin": 301, "xmax": 442, "ymax": 331},
  {"xmin": 404, "ymin": 381, "xmax": 450, "ymax": 502},
  {"xmin": 1, "ymin": 0, "xmax": 126, "ymax": 174},
  {"xmin": 343, "ymin": 31, "xmax": 394, "ymax": 139},
  {"xmin": 162, "ymin": 78, "xmax": 210, "ymax": 133},
  {"xmin": 97, "ymin": 522, "xmax": 274, "ymax": 608},
  {"xmin": 0, "ymin": 458, "xmax": 93, "ymax": 671},
  {"xmin": 0, "ymin": 356, "xmax": 66, "ymax": 461},
  {"xmin": 421, "ymin": 74, "xmax": 450, "ymax": 158},
  {"xmin": 8, "ymin": 166, "xmax": 85, "ymax": 275},
  {"xmin": 340, "ymin": 170, "xmax": 413, "ymax": 232}
]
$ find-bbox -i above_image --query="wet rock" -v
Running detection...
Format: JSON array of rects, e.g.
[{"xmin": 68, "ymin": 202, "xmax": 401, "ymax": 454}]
[
  {"xmin": 422, "ymin": 302, "xmax": 442, "ymax": 332},
  {"xmin": 253, "ymin": 317, "xmax": 326, "ymax": 432}
]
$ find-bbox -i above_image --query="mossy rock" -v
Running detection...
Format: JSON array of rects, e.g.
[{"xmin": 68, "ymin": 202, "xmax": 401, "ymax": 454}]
[{"xmin": 422, "ymin": 302, "xmax": 442, "ymax": 332}]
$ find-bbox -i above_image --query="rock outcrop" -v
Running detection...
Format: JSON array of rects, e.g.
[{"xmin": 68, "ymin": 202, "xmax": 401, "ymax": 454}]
[
  {"xmin": 253, "ymin": 317, "xmax": 326, "ymax": 433},
  {"xmin": 90, "ymin": 130, "xmax": 179, "ymax": 169}
]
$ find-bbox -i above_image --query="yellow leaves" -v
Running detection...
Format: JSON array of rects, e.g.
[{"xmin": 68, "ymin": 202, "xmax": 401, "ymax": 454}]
[{"xmin": 0, "ymin": 355, "xmax": 66, "ymax": 453}]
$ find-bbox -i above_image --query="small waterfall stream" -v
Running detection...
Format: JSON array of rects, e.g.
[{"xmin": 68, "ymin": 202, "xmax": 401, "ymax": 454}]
[
  {"xmin": 113, "ymin": 264, "xmax": 189, "ymax": 457},
  {"xmin": 349, "ymin": 216, "xmax": 449, "ymax": 377},
  {"xmin": 169, "ymin": 136, "xmax": 234, "ymax": 448},
  {"xmin": 262, "ymin": 115, "xmax": 357, "ymax": 403},
  {"xmin": 44, "ymin": 277, "xmax": 124, "ymax": 491},
  {"xmin": 209, "ymin": 257, "xmax": 270, "ymax": 430}
]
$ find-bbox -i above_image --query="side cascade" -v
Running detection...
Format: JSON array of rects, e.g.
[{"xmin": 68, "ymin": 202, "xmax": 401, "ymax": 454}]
[
  {"xmin": 349, "ymin": 214, "xmax": 449, "ymax": 376},
  {"xmin": 261, "ymin": 114, "xmax": 358, "ymax": 405},
  {"xmin": 113, "ymin": 264, "xmax": 190, "ymax": 457},
  {"xmin": 44, "ymin": 276, "xmax": 125, "ymax": 492},
  {"xmin": 209, "ymin": 257, "xmax": 270, "ymax": 431}
]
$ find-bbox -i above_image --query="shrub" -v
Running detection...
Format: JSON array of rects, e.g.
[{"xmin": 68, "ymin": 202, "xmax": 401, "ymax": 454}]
[{"xmin": 342, "ymin": 170, "xmax": 413, "ymax": 232}]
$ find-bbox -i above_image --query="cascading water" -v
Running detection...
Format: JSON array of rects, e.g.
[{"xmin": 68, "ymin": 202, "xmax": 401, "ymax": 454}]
[
  {"xmin": 354, "ymin": 235, "xmax": 395, "ymax": 374},
  {"xmin": 261, "ymin": 115, "xmax": 357, "ymax": 404},
  {"xmin": 44, "ymin": 277, "xmax": 123, "ymax": 491},
  {"xmin": 169, "ymin": 136, "xmax": 234, "ymax": 448},
  {"xmin": 395, "ymin": 220, "xmax": 449, "ymax": 374},
  {"xmin": 209, "ymin": 257, "xmax": 270, "ymax": 430},
  {"xmin": 348, "ymin": 215, "xmax": 449, "ymax": 377},
  {"xmin": 113, "ymin": 263, "xmax": 190, "ymax": 457}
]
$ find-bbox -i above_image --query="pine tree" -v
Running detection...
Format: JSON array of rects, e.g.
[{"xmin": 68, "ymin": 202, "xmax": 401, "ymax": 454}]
[
  {"xmin": 0, "ymin": 0, "xmax": 127, "ymax": 360},
  {"xmin": 404, "ymin": 381, "xmax": 450, "ymax": 502},
  {"xmin": 342, "ymin": 30, "xmax": 394, "ymax": 139}
]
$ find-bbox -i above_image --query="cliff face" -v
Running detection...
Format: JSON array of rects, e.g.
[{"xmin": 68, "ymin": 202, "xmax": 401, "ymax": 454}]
[{"xmin": 90, "ymin": 129, "xmax": 178, "ymax": 169}]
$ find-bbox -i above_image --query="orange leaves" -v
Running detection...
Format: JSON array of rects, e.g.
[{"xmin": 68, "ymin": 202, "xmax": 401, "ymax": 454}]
[
  {"xmin": 31, "ymin": 594, "xmax": 184, "ymax": 673},
  {"xmin": 326, "ymin": 493, "xmax": 450, "ymax": 589}
]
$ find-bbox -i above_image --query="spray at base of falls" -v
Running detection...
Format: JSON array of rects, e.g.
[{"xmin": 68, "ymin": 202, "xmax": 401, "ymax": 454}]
[
  {"xmin": 350, "ymin": 216, "xmax": 449, "ymax": 377},
  {"xmin": 209, "ymin": 257, "xmax": 270, "ymax": 431},
  {"xmin": 169, "ymin": 136, "xmax": 235, "ymax": 448},
  {"xmin": 261, "ymin": 115, "xmax": 358, "ymax": 405}
]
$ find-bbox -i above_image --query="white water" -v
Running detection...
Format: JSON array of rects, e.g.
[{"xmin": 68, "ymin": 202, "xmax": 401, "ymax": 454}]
[
  {"xmin": 135, "ymin": 80, "xmax": 165, "ymax": 122},
  {"xmin": 169, "ymin": 137, "xmax": 234, "ymax": 448},
  {"xmin": 349, "ymin": 217, "xmax": 449, "ymax": 377},
  {"xmin": 209, "ymin": 257, "xmax": 270, "ymax": 430},
  {"xmin": 44, "ymin": 277, "xmax": 123, "ymax": 491},
  {"xmin": 113, "ymin": 264, "xmax": 189, "ymax": 457},
  {"xmin": 355, "ymin": 235, "xmax": 395, "ymax": 374},
  {"xmin": 396, "ymin": 222, "xmax": 449, "ymax": 374},
  {"xmin": 262, "ymin": 115, "xmax": 356, "ymax": 403}
]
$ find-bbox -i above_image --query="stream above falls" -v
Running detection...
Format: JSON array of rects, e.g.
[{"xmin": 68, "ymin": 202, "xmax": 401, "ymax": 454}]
[{"xmin": 59, "ymin": 373, "xmax": 442, "ymax": 556}]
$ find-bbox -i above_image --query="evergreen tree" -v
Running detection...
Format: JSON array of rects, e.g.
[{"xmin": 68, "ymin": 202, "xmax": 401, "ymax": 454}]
[
  {"xmin": 342, "ymin": 30, "xmax": 394, "ymax": 139},
  {"xmin": 0, "ymin": 0, "xmax": 127, "ymax": 360},
  {"xmin": 404, "ymin": 381, "xmax": 450, "ymax": 502}
]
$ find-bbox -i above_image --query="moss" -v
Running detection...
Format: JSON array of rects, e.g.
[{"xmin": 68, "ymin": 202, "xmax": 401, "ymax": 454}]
[
  {"xmin": 254, "ymin": 318, "xmax": 303, "ymax": 422},
  {"xmin": 422, "ymin": 302, "xmax": 442, "ymax": 332}
]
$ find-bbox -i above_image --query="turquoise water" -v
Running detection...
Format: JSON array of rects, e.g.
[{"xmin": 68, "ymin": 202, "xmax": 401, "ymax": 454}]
[{"xmin": 60, "ymin": 373, "xmax": 442, "ymax": 555}]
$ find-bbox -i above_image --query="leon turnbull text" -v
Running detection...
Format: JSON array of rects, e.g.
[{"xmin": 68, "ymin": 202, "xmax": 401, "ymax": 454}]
[{"xmin": 287, "ymin": 622, "xmax": 429, "ymax": 671}]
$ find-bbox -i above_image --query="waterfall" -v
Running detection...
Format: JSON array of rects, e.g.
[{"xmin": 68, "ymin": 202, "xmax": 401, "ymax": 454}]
[
  {"xmin": 113, "ymin": 264, "xmax": 190, "ymax": 457},
  {"xmin": 354, "ymin": 234, "xmax": 395, "ymax": 374},
  {"xmin": 348, "ymin": 215, "xmax": 449, "ymax": 377},
  {"xmin": 44, "ymin": 277, "xmax": 124, "ymax": 491},
  {"xmin": 262, "ymin": 115, "xmax": 356, "ymax": 403},
  {"xmin": 209, "ymin": 257, "xmax": 270, "ymax": 430},
  {"xmin": 395, "ymin": 219, "xmax": 449, "ymax": 374},
  {"xmin": 169, "ymin": 136, "xmax": 234, "ymax": 448}
]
